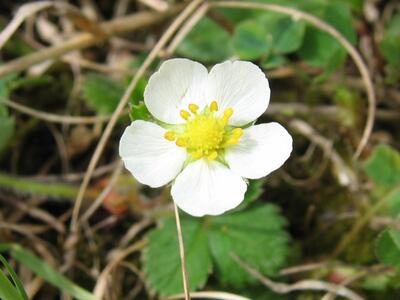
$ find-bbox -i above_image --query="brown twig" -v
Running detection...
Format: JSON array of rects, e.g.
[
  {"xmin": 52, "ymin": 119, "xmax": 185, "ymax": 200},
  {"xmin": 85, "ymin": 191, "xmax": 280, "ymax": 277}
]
[
  {"xmin": 231, "ymin": 254, "xmax": 364, "ymax": 300},
  {"xmin": 167, "ymin": 291, "xmax": 251, "ymax": 300},
  {"xmin": 1, "ymin": 97, "xmax": 110, "ymax": 124},
  {"xmin": 0, "ymin": 5, "xmax": 184, "ymax": 77}
]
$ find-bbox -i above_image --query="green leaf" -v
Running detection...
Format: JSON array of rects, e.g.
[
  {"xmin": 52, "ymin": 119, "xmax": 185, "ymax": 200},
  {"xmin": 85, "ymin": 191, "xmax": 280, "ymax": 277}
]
[
  {"xmin": 209, "ymin": 205, "xmax": 289, "ymax": 286},
  {"xmin": 0, "ymin": 115, "xmax": 14, "ymax": 151},
  {"xmin": 144, "ymin": 204, "xmax": 290, "ymax": 295},
  {"xmin": 232, "ymin": 14, "xmax": 305, "ymax": 60},
  {"xmin": 82, "ymin": 73, "xmax": 124, "ymax": 114},
  {"xmin": 380, "ymin": 13, "xmax": 400, "ymax": 67},
  {"xmin": 262, "ymin": 55, "xmax": 287, "ymax": 69},
  {"xmin": 0, "ymin": 268, "xmax": 22, "ymax": 300},
  {"xmin": 129, "ymin": 102, "xmax": 151, "ymax": 121},
  {"xmin": 376, "ymin": 229, "xmax": 400, "ymax": 268},
  {"xmin": 387, "ymin": 191, "xmax": 400, "ymax": 218},
  {"xmin": 232, "ymin": 20, "xmax": 271, "ymax": 60},
  {"xmin": 267, "ymin": 17, "xmax": 306, "ymax": 54},
  {"xmin": 298, "ymin": 2, "xmax": 356, "ymax": 70},
  {"xmin": 0, "ymin": 254, "xmax": 29, "ymax": 300},
  {"xmin": 144, "ymin": 218, "xmax": 212, "ymax": 296},
  {"xmin": 364, "ymin": 144, "xmax": 400, "ymax": 187},
  {"xmin": 0, "ymin": 244, "xmax": 98, "ymax": 300},
  {"xmin": 236, "ymin": 179, "xmax": 265, "ymax": 210},
  {"xmin": 177, "ymin": 18, "xmax": 232, "ymax": 63}
]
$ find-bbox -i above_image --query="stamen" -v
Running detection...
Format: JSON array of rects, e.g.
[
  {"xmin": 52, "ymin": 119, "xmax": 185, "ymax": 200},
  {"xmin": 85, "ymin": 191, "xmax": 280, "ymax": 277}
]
[
  {"xmin": 207, "ymin": 151, "xmax": 218, "ymax": 160},
  {"xmin": 222, "ymin": 108, "xmax": 234, "ymax": 124},
  {"xmin": 164, "ymin": 131, "xmax": 176, "ymax": 141},
  {"xmin": 210, "ymin": 101, "xmax": 218, "ymax": 112},
  {"xmin": 180, "ymin": 110, "xmax": 190, "ymax": 120},
  {"xmin": 188, "ymin": 103, "xmax": 199, "ymax": 114},
  {"xmin": 176, "ymin": 138, "xmax": 187, "ymax": 147},
  {"xmin": 191, "ymin": 150, "xmax": 203, "ymax": 160},
  {"xmin": 232, "ymin": 128, "xmax": 243, "ymax": 138}
]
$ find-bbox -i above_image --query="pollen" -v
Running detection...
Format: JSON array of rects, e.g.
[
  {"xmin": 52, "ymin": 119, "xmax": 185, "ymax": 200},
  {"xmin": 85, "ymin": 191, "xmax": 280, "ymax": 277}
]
[{"xmin": 164, "ymin": 102, "xmax": 244, "ymax": 160}]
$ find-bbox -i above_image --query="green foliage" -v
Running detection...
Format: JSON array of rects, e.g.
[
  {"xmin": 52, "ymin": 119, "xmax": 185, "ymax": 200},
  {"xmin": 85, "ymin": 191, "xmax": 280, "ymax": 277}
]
[
  {"xmin": 236, "ymin": 179, "xmax": 265, "ymax": 210},
  {"xmin": 364, "ymin": 144, "xmax": 400, "ymax": 187},
  {"xmin": 82, "ymin": 73, "xmax": 124, "ymax": 114},
  {"xmin": 0, "ymin": 76, "xmax": 15, "ymax": 151},
  {"xmin": 298, "ymin": 2, "xmax": 356, "ymax": 70},
  {"xmin": 0, "ymin": 254, "xmax": 25, "ymax": 300},
  {"xmin": 0, "ymin": 254, "xmax": 28, "ymax": 300},
  {"xmin": 144, "ymin": 218, "xmax": 212, "ymax": 296},
  {"xmin": 144, "ymin": 203, "xmax": 290, "ymax": 295},
  {"xmin": 232, "ymin": 14, "xmax": 305, "ymax": 63},
  {"xmin": 380, "ymin": 13, "xmax": 400, "ymax": 67},
  {"xmin": 232, "ymin": 20, "xmax": 271, "ymax": 60},
  {"xmin": 177, "ymin": 18, "xmax": 232, "ymax": 63},
  {"xmin": 376, "ymin": 229, "xmax": 400, "ymax": 268},
  {"xmin": 0, "ymin": 244, "xmax": 98, "ymax": 300},
  {"xmin": 129, "ymin": 102, "xmax": 151, "ymax": 121}
]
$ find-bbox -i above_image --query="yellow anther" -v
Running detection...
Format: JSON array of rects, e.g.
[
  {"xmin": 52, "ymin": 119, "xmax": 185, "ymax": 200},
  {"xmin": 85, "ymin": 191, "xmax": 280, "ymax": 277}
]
[
  {"xmin": 222, "ymin": 108, "xmax": 234, "ymax": 124},
  {"xmin": 210, "ymin": 101, "xmax": 219, "ymax": 112},
  {"xmin": 164, "ymin": 131, "xmax": 176, "ymax": 141},
  {"xmin": 207, "ymin": 151, "xmax": 218, "ymax": 160},
  {"xmin": 232, "ymin": 128, "xmax": 243, "ymax": 138},
  {"xmin": 188, "ymin": 103, "xmax": 199, "ymax": 114},
  {"xmin": 176, "ymin": 138, "xmax": 187, "ymax": 147},
  {"xmin": 180, "ymin": 110, "xmax": 190, "ymax": 120}
]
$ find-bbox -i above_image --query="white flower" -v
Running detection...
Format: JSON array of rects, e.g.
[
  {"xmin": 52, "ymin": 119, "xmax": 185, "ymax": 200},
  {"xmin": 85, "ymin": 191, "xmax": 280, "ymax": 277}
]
[{"xmin": 119, "ymin": 59, "xmax": 292, "ymax": 217}]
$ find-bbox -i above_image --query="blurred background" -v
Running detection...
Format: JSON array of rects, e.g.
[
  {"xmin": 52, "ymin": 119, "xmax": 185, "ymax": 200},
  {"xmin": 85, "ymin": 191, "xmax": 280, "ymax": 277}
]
[{"xmin": 0, "ymin": 0, "xmax": 399, "ymax": 299}]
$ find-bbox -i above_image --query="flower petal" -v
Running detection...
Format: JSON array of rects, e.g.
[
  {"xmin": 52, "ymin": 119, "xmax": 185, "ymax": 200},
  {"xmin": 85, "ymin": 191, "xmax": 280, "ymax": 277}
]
[
  {"xmin": 119, "ymin": 120, "xmax": 187, "ymax": 188},
  {"xmin": 225, "ymin": 123, "xmax": 292, "ymax": 179},
  {"xmin": 171, "ymin": 159, "xmax": 247, "ymax": 217},
  {"xmin": 207, "ymin": 60, "xmax": 270, "ymax": 126},
  {"xmin": 144, "ymin": 58, "xmax": 208, "ymax": 124}
]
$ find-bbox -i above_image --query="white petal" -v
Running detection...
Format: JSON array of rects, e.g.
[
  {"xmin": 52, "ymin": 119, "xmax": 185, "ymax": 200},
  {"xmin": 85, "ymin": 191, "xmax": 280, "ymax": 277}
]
[
  {"xmin": 207, "ymin": 60, "xmax": 270, "ymax": 126},
  {"xmin": 144, "ymin": 58, "xmax": 208, "ymax": 124},
  {"xmin": 119, "ymin": 120, "xmax": 187, "ymax": 188},
  {"xmin": 171, "ymin": 159, "xmax": 247, "ymax": 217},
  {"xmin": 225, "ymin": 123, "xmax": 292, "ymax": 179}
]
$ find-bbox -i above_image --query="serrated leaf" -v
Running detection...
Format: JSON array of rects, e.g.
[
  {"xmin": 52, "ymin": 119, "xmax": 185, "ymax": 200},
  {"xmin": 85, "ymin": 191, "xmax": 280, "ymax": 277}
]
[
  {"xmin": 232, "ymin": 14, "xmax": 305, "ymax": 60},
  {"xmin": 269, "ymin": 17, "xmax": 306, "ymax": 54},
  {"xmin": 82, "ymin": 73, "xmax": 124, "ymax": 114},
  {"xmin": 376, "ymin": 229, "xmax": 400, "ymax": 268},
  {"xmin": 298, "ymin": 2, "xmax": 356, "ymax": 70},
  {"xmin": 144, "ymin": 218, "xmax": 212, "ymax": 296},
  {"xmin": 177, "ymin": 18, "xmax": 232, "ymax": 63},
  {"xmin": 387, "ymin": 191, "xmax": 400, "ymax": 218},
  {"xmin": 364, "ymin": 144, "xmax": 400, "ymax": 187},
  {"xmin": 380, "ymin": 13, "xmax": 400, "ymax": 67},
  {"xmin": 232, "ymin": 20, "xmax": 271, "ymax": 60},
  {"xmin": 209, "ymin": 205, "xmax": 290, "ymax": 286}
]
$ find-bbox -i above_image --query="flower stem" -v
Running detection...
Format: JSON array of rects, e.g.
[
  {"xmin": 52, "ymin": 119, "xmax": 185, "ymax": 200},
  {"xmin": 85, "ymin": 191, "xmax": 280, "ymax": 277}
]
[{"xmin": 173, "ymin": 203, "xmax": 191, "ymax": 300}]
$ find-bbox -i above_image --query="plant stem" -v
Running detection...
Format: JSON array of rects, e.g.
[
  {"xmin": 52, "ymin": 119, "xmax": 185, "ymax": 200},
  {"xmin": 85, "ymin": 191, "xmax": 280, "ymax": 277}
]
[{"xmin": 174, "ymin": 203, "xmax": 190, "ymax": 300}]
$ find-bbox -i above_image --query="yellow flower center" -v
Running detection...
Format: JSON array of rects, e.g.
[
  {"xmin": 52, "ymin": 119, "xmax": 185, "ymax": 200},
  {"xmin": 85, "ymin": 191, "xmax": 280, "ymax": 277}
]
[{"xmin": 164, "ymin": 101, "xmax": 243, "ymax": 160}]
